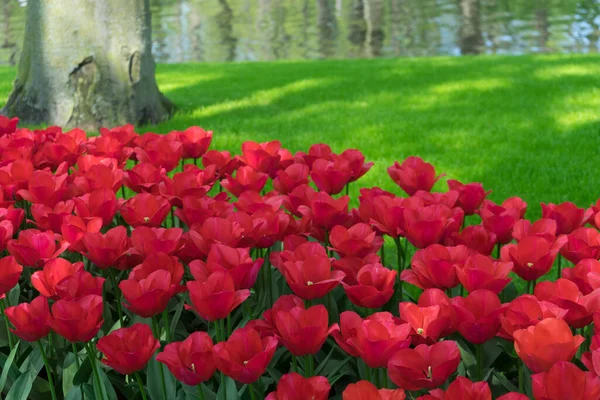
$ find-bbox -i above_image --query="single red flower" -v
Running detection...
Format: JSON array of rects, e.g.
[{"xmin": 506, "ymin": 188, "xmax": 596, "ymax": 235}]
[
  {"xmin": 0, "ymin": 158, "xmax": 34, "ymax": 199},
  {"xmin": 443, "ymin": 377, "xmax": 492, "ymax": 400},
  {"xmin": 159, "ymin": 166, "xmax": 215, "ymax": 207},
  {"xmin": 30, "ymin": 201, "xmax": 74, "ymax": 233},
  {"xmin": 331, "ymin": 311, "xmax": 411, "ymax": 368},
  {"xmin": 388, "ymin": 341, "xmax": 461, "ymax": 391},
  {"xmin": 124, "ymin": 162, "xmax": 167, "ymax": 194},
  {"xmin": 387, "ymin": 156, "xmax": 444, "ymax": 196},
  {"xmin": 120, "ymin": 270, "xmax": 178, "ymax": 318},
  {"xmin": 73, "ymin": 188, "xmax": 120, "ymax": 227},
  {"xmin": 329, "ymin": 223, "xmax": 383, "ymax": 258},
  {"xmin": 49, "ymin": 294, "xmax": 104, "ymax": 342},
  {"xmin": 452, "ymin": 289, "xmax": 504, "ymax": 344},
  {"xmin": 5, "ymin": 296, "xmax": 51, "ymax": 342},
  {"xmin": 221, "ymin": 166, "xmax": 268, "ymax": 197},
  {"xmin": 213, "ymin": 326, "xmax": 278, "ymax": 384},
  {"xmin": 177, "ymin": 126, "xmax": 212, "ymax": 159},
  {"xmin": 129, "ymin": 252, "xmax": 185, "ymax": 287},
  {"xmin": 0, "ymin": 206, "xmax": 24, "ymax": 236},
  {"xmin": 342, "ymin": 380, "xmax": 406, "ymax": 400},
  {"xmin": 446, "ymin": 225, "xmax": 497, "ymax": 256},
  {"xmin": 582, "ymin": 334, "xmax": 600, "ymax": 376},
  {"xmin": 266, "ymin": 372, "xmax": 331, "ymax": 400},
  {"xmin": 541, "ymin": 202, "xmax": 592, "ymax": 235},
  {"xmin": 498, "ymin": 295, "xmax": 568, "ymax": 340},
  {"xmin": 297, "ymin": 191, "xmax": 350, "ymax": 232},
  {"xmin": 54, "ymin": 269, "xmax": 105, "ymax": 300},
  {"xmin": 310, "ymin": 158, "xmax": 353, "ymax": 195},
  {"xmin": 532, "ymin": 361, "xmax": 600, "ymax": 400},
  {"xmin": 332, "ymin": 253, "xmax": 381, "ymax": 285},
  {"xmin": 560, "ymin": 227, "xmax": 600, "ymax": 264},
  {"xmin": 135, "ymin": 136, "xmax": 182, "ymax": 172},
  {"xmin": 534, "ymin": 278, "xmax": 599, "ymax": 328},
  {"xmin": 248, "ymin": 294, "xmax": 306, "ymax": 338},
  {"xmin": 403, "ymin": 205, "xmax": 463, "ymax": 249},
  {"xmin": 156, "ymin": 331, "xmax": 216, "ymax": 385},
  {"xmin": 60, "ymin": 215, "xmax": 103, "ymax": 254},
  {"xmin": 273, "ymin": 304, "xmax": 334, "ymax": 356},
  {"xmin": 0, "ymin": 256, "xmax": 22, "ymax": 296},
  {"xmin": 175, "ymin": 192, "xmax": 233, "ymax": 228},
  {"xmin": 501, "ymin": 236, "xmax": 564, "ymax": 282},
  {"xmin": 456, "ymin": 253, "xmax": 513, "ymax": 294},
  {"xmin": 418, "ymin": 289, "xmax": 458, "ymax": 337},
  {"xmin": 514, "ymin": 318, "xmax": 584, "ymax": 373},
  {"xmin": 120, "ymin": 193, "xmax": 171, "ymax": 228},
  {"xmin": 239, "ymin": 140, "xmax": 282, "ymax": 177},
  {"xmin": 562, "ymin": 259, "xmax": 600, "ymax": 295},
  {"xmin": 413, "ymin": 190, "xmax": 459, "ymax": 208},
  {"xmin": 72, "ymin": 162, "xmax": 124, "ymax": 194},
  {"xmin": 272, "ymin": 163, "xmax": 310, "ymax": 195},
  {"xmin": 512, "ymin": 218, "xmax": 557, "ymax": 243},
  {"xmin": 188, "ymin": 216, "xmax": 245, "ymax": 256},
  {"xmin": 447, "ymin": 179, "xmax": 490, "ymax": 215},
  {"xmin": 478, "ymin": 200, "xmax": 522, "ymax": 244},
  {"xmin": 186, "ymin": 270, "xmax": 250, "ymax": 321},
  {"xmin": 97, "ymin": 323, "xmax": 160, "ymax": 375},
  {"xmin": 82, "ymin": 226, "xmax": 131, "ymax": 269},
  {"xmin": 189, "ymin": 244, "xmax": 263, "ymax": 290},
  {"xmin": 402, "ymin": 244, "xmax": 470, "ymax": 290},
  {"xmin": 342, "ymin": 264, "xmax": 397, "ymax": 309},
  {"xmin": 7, "ymin": 229, "xmax": 68, "ymax": 268},
  {"xmin": 339, "ymin": 149, "xmax": 373, "ymax": 182},
  {"xmin": 399, "ymin": 302, "xmax": 453, "ymax": 345},
  {"xmin": 0, "ymin": 115, "xmax": 19, "ymax": 136},
  {"xmin": 202, "ymin": 150, "xmax": 238, "ymax": 178},
  {"xmin": 277, "ymin": 242, "xmax": 345, "ymax": 300},
  {"xmin": 130, "ymin": 226, "xmax": 183, "ymax": 257},
  {"xmin": 31, "ymin": 258, "xmax": 84, "ymax": 300},
  {"xmin": 17, "ymin": 170, "xmax": 74, "ymax": 207},
  {"xmin": 0, "ymin": 219, "xmax": 14, "ymax": 253}
]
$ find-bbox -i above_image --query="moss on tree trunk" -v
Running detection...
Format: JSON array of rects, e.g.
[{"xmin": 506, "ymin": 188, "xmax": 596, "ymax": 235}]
[{"xmin": 1, "ymin": 0, "xmax": 174, "ymax": 130}]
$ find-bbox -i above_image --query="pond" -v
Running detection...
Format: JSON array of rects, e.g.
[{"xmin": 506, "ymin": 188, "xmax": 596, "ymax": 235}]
[{"xmin": 0, "ymin": 0, "xmax": 599, "ymax": 64}]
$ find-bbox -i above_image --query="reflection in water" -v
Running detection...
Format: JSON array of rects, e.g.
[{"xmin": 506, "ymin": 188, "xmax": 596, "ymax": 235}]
[{"xmin": 1, "ymin": 0, "xmax": 600, "ymax": 63}]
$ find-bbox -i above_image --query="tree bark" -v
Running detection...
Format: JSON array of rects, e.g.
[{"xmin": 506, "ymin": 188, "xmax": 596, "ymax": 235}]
[
  {"xmin": 1, "ymin": 0, "xmax": 174, "ymax": 130},
  {"xmin": 459, "ymin": 0, "xmax": 483, "ymax": 55}
]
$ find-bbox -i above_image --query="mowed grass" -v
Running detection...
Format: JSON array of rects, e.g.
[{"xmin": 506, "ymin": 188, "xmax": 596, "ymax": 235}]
[{"xmin": 1, "ymin": 54, "xmax": 599, "ymax": 219}]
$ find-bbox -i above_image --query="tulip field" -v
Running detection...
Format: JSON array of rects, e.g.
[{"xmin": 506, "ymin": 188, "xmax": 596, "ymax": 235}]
[{"xmin": 1, "ymin": 116, "xmax": 600, "ymax": 400}]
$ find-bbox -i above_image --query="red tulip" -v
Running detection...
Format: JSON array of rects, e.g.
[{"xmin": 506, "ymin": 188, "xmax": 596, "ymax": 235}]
[
  {"xmin": 403, "ymin": 205, "xmax": 463, "ymax": 249},
  {"xmin": 130, "ymin": 226, "xmax": 183, "ymax": 257},
  {"xmin": 159, "ymin": 166, "xmax": 215, "ymax": 207},
  {"xmin": 72, "ymin": 162, "xmax": 124, "ymax": 194},
  {"xmin": 178, "ymin": 126, "xmax": 212, "ymax": 159},
  {"xmin": 213, "ymin": 326, "xmax": 278, "ymax": 384},
  {"xmin": 399, "ymin": 302, "xmax": 453, "ymax": 344},
  {"xmin": 7, "ymin": 229, "xmax": 68, "ymax": 268},
  {"xmin": 186, "ymin": 270, "xmax": 250, "ymax": 321},
  {"xmin": 452, "ymin": 289, "xmax": 503, "ymax": 344},
  {"xmin": 60, "ymin": 215, "xmax": 103, "ymax": 253},
  {"xmin": 272, "ymin": 304, "xmax": 334, "ymax": 356},
  {"xmin": 534, "ymin": 278, "xmax": 599, "ymax": 328},
  {"xmin": 31, "ymin": 258, "xmax": 84, "ymax": 300},
  {"xmin": 443, "ymin": 377, "xmax": 492, "ymax": 400},
  {"xmin": 73, "ymin": 188, "xmax": 119, "ymax": 227},
  {"xmin": 402, "ymin": 244, "xmax": 470, "ymax": 290},
  {"xmin": 156, "ymin": 331, "xmax": 216, "ymax": 385},
  {"xmin": 497, "ymin": 394, "xmax": 529, "ymax": 400},
  {"xmin": 501, "ymin": 236, "xmax": 564, "ymax": 281},
  {"xmin": 297, "ymin": 191, "xmax": 350, "ymax": 232},
  {"xmin": 54, "ymin": 269, "xmax": 105, "ymax": 300},
  {"xmin": 129, "ymin": 252, "xmax": 184, "ymax": 287},
  {"xmin": 499, "ymin": 295, "xmax": 568, "ymax": 340},
  {"xmin": 413, "ymin": 190, "xmax": 459, "ymax": 208},
  {"xmin": 0, "ymin": 115, "xmax": 18, "ymax": 136},
  {"xmin": 17, "ymin": 170, "xmax": 74, "ymax": 207},
  {"xmin": 202, "ymin": 150, "xmax": 238, "ymax": 178},
  {"xmin": 310, "ymin": 158, "xmax": 353, "ymax": 194},
  {"xmin": 277, "ymin": 242, "xmax": 345, "ymax": 300},
  {"xmin": 478, "ymin": 200, "xmax": 522, "ymax": 244},
  {"xmin": 120, "ymin": 270, "xmax": 178, "ymax": 318},
  {"xmin": 447, "ymin": 179, "xmax": 490, "ymax": 215},
  {"xmin": 0, "ymin": 256, "xmax": 22, "ymax": 296},
  {"xmin": 175, "ymin": 192, "xmax": 233, "ymax": 228},
  {"xmin": 513, "ymin": 318, "xmax": 584, "ymax": 373},
  {"xmin": 418, "ymin": 289, "xmax": 458, "ymax": 337},
  {"xmin": 0, "ymin": 159, "xmax": 34, "ymax": 199},
  {"xmin": 97, "ymin": 323, "xmax": 160, "ymax": 375},
  {"xmin": 82, "ymin": 226, "xmax": 131, "ymax": 269},
  {"xmin": 0, "ymin": 220, "xmax": 14, "ymax": 253},
  {"xmin": 342, "ymin": 380, "xmax": 406, "ymax": 400},
  {"xmin": 273, "ymin": 163, "xmax": 310, "ymax": 194},
  {"xmin": 221, "ymin": 166, "xmax": 268, "ymax": 197},
  {"xmin": 30, "ymin": 201, "xmax": 74, "ymax": 233},
  {"xmin": 266, "ymin": 372, "xmax": 331, "ymax": 400},
  {"xmin": 560, "ymin": 227, "xmax": 600, "ymax": 264},
  {"xmin": 239, "ymin": 140, "xmax": 282, "ymax": 177},
  {"xmin": 446, "ymin": 225, "xmax": 497, "ymax": 256},
  {"xmin": 120, "ymin": 193, "xmax": 171, "ymax": 228},
  {"xmin": 456, "ymin": 253, "xmax": 513, "ymax": 294},
  {"xmin": 332, "ymin": 253, "xmax": 381, "ymax": 285},
  {"xmin": 329, "ymin": 223, "xmax": 383, "ymax": 258},
  {"xmin": 5, "ymin": 296, "xmax": 51, "ymax": 342},
  {"xmin": 49, "ymin": 294, "xmax": 104, "ymax": 342},
  {"xmin": 512, "ymin": 218, "xmax": 557, "ymax": 243},
  {"xmin": 0, "ymin": 206, "xmax": 24, "ymax": 236},
  {"xmin": 124, "ymin": 162, "xmax": 167, "ymax": 194},
  {"xmin": 388, "ymin": 341, "xmax": 461, "ymax": 391},
  {"xmin": 189, "ymin": 244, "xmax": 263, "ymax": 290},
  {"xmin": 387, "ymin": 157, "xmax": 443, "ymax": 196},
  {"xmin": 541, "ymin": 202, "xmax": 592, "ymax": 235},
  {"xmin": 532, "ymin": 361, "xmax": 600, "ymax": 400},
  {"xmin": 582, "ymin": 334, "xmax": 600, "ymax": 376},
  {"xmin": 562, "ymin": 259, "xmax": 600, "ymax": 295},
  {"xmin": 249, "ymin": 294, "xmax": 307, "ymax": 338},
  {"xmin": 331, "ymin": 311, "xmax": 411, "ymax": 368},
  {"xmin": 342, "ymin": 264, "xmax": 397, "ymax": 308},
  {"xmin": 135, "ymin": 136, "xmax": 182, "ymax": 172}
]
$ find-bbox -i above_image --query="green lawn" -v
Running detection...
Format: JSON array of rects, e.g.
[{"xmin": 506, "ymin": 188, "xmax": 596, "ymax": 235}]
[{"xmin": 1, "ymin": 54, "xmax": 599, "ymax": 219}]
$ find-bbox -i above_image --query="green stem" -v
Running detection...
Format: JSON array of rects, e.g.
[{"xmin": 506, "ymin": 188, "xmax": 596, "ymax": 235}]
[
  {"xmin": 366, "ymin": 366, "xmax": 373, "ymax": 384},
  {"xmin": 108, "ymin": 269, "xmax": 124, "ymax": 327},
  {"xmin": 249, "ymin": 383, "xmax": 258, "ymax": 400},
  {"xmin": 345, "ymin": 183, "xmax": 350, "ymax": 197},
  {"xmin": 476, "ymin": 343, "xmax": 484, "ymax": 381},
  {"xmin": 518, "ymin": 360, "xmax": 524, "ymax": 394},
  {"xmin": 121, "ymin": 185, "xmax": 126, "ymax": 200},
  {"xmin": 38, "ymin": 342, "xmax": 58, "ymax": 400},
  {"xmin": 226, "ymin": 314, "xmax": 232, "ymax": 337},
  {"xmin": 495, "ymin": 243, "xmax": 501, "ymax": 260},
  {"xmin": 220, "ymin": 318, "xmax": 227, "ymax": 341},
  {"xmin": 72, "ymin": 343, "xmax": 85, "ymax": 400},
  {"xmin": 152, "ymin": 317, "xmax": 168, "ymax": 400},
  {"xmin": 379, "ymin": 368, "xmax": 387, "ymax": 389},
  {"xmin": 0, "ymin": 298, "xmax": 15, "ymax": 349},
  {"xmin": 86, "ymin": 342, "xmax": 107, "ymax": 400},
  {"xmin": 292, "ymin": 355, "xmax": 297, "ymax": 373},
  {"xmin": 557, "ymin": 254, "xmax": 562, "ymax": 280},
  {"xmin": 162, "ymin": 310, "xmax": 171, "ymax": 342},
  {"xmin": 135, "ymin": 371, "xmax": 149, "ymax": 400},
  {"xmin": 265, "ymin": 248, "xmax": 273, "ymax": 307},
  {"xmin": 380, "ymin": 242, "xmax": 385, "ymax": 266},
  {"xmin": 152, "ymin": 316, "xmax": 161, "ymax": 340},
  {"xmin": 306, "ymin": 354, "xmax": 314, "ymax": 377},
  {"xmin": 197, "ymin": 385, "xmax": 205, "ymax": 400},
  {"xmin": 394, "ymin": 237, "xmax": 404, "ymax": 302}
]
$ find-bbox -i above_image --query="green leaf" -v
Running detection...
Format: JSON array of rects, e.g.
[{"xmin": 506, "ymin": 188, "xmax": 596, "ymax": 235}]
[
  {"xmin": 0, "ymin": 341, "xmax": 19, "ymax": 393},
  {"xmin": 82, "ymin": 383, "xmax": 97, "ymax": 400},
  {"xmin": 73, "ymin": 357, "xmax": 93, "ymax": 386},
  {"xmin": 62, "ymin": 353, "xmax": 79, "ymax": 396},
  {"xmin": 8, "ymin": 284, "xmax": 20, "ymax": 307},
  {"xmin": 170, "ymin": 297, "xmax": 185, "ymax": 339},
  {"xmin": 18, "ymin": 344, "xmax": 43, "ymax": 376},
  {"xmin": 483, "ymin": 338, "xmax": 504, "ymax": 369},
  {"xmin": 5, "ymin": 370, "xmax": 35, "ymax": 400},
  {"xmin": 216, "ymin": 376, "xmax": 239, "ymax": 400},
  {"xmin": 492, "ymin": 370, "xmax": 518, "ymax": 392},
  {"xmin": 65, "ymin": 386, "xmax": 84, "ymax": 400},
  {"xmin": 147, "ymin": 355, "xmax": 176, "ymax": 400},
  {"xmin": 315, "ymin": 345, "xmax": 337, "ymax": 376},
  {"xmin": 182, "ymin": 383, "xmax": 216, "ymax": 400},
  {"xmin": 96, "ymin": 367, "xmax": 117, "ymax": 400}
]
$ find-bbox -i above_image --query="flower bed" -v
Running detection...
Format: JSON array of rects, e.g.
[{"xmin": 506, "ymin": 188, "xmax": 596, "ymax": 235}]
[{"xmin": 0, "ymin": 116, "xmax": 599, "ymax": 400}]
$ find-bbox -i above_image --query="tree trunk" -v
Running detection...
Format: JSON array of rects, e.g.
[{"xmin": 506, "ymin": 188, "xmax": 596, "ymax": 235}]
[
  {"xmin": 1, "ymin": 0, "xmax": 174, "ymax": 130},
  {"xmin": 459, "ymin": 0, "xmax": 483, "ymax": 55}
]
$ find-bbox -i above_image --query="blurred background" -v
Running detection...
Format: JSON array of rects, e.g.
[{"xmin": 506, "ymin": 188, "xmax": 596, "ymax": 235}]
[{"xmin": 1, "ymin": 0, "xmax": 599, "ymax": 65}]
